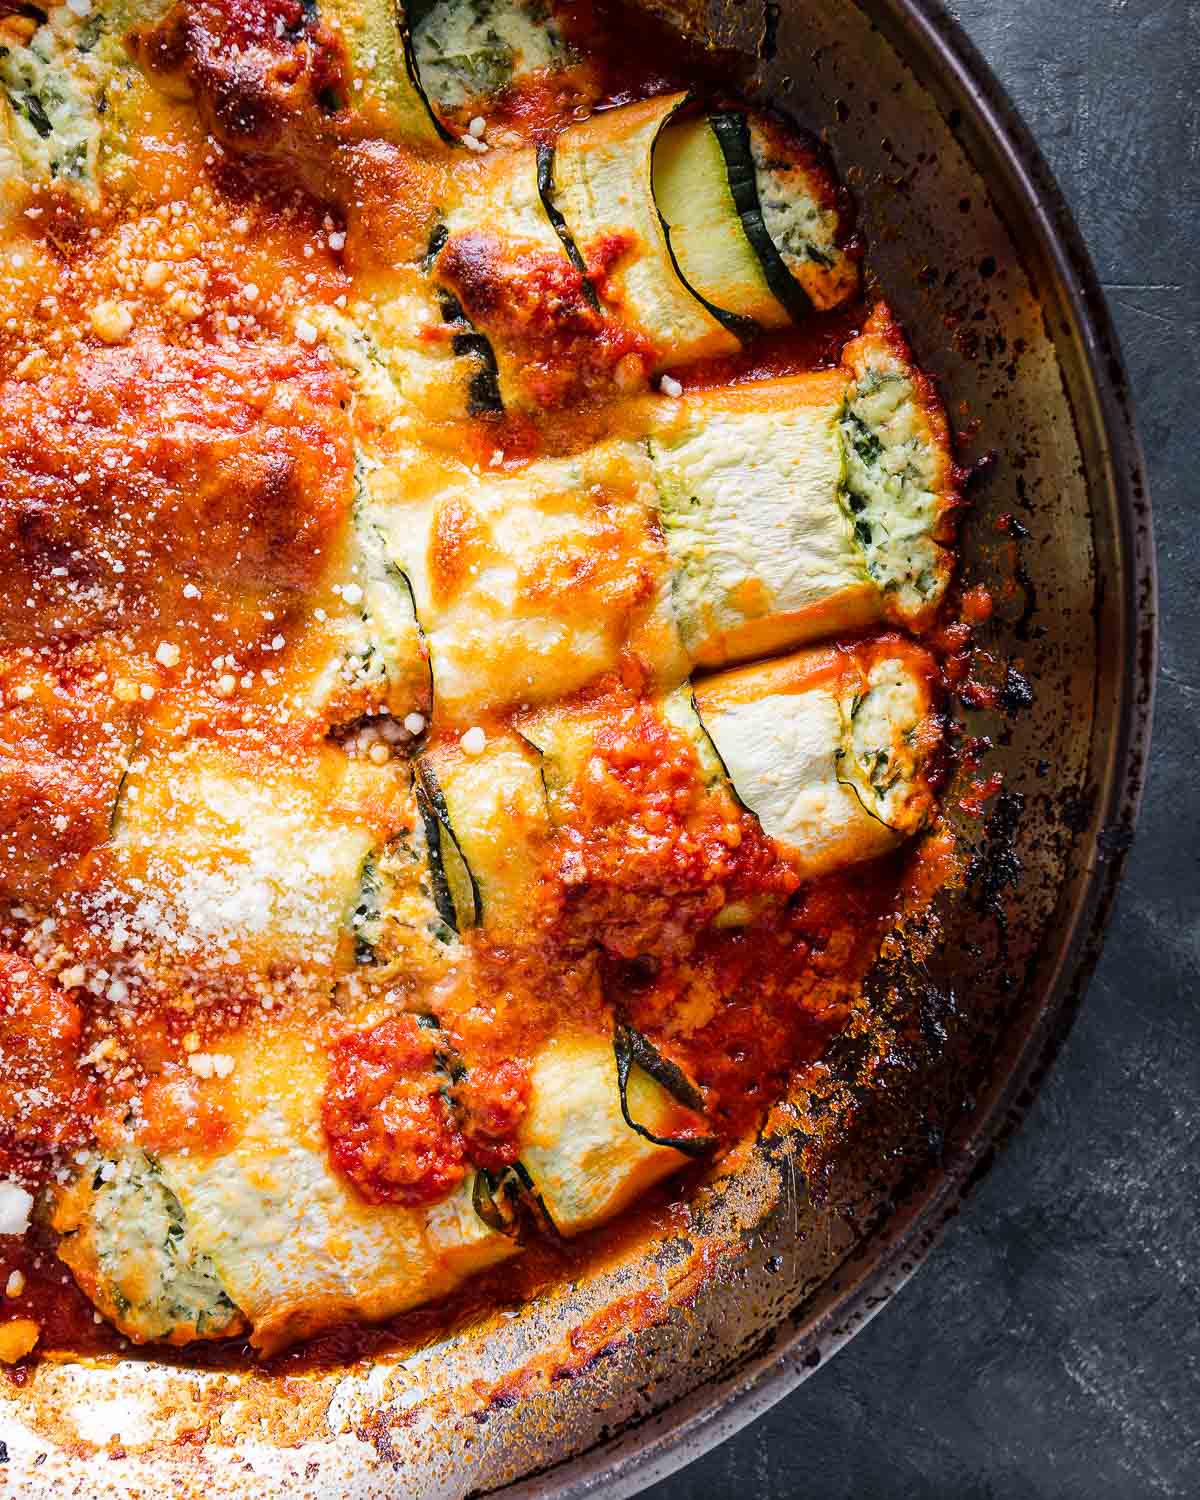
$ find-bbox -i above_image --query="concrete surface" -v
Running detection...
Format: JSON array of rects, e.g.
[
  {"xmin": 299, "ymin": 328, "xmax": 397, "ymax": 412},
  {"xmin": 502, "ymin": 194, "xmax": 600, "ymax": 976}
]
[{"xmin": 646, "ymin": 0, "xmax": 1200, "ymax": 1495}]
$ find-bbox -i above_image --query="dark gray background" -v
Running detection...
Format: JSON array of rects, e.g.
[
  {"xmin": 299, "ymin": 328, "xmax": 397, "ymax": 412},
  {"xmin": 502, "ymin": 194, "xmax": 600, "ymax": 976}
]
[{"xmin": 647, "ymin": 1, "xmax": 1200, "ymax": 1495}]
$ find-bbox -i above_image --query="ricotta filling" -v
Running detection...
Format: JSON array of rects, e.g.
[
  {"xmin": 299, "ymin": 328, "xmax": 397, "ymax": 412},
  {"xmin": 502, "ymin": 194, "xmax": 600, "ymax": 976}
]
[
  {"xmin": 0, "ymin": 18, "xmax": 101, "ymax": 198},
  {"xmin": 413, "ymin": 0, "xmax": 568, "ymax": 110},
  {"xmin": 838, "ymin": 367, "xmax": 944, "ymax": 617},
  {"xmin": 749, "ymin": 119, "xmax": 841, "ymax": 278},
  {"xmin": 74, "ymin": 1151, "xmax": 241, "ymax": 1342}
]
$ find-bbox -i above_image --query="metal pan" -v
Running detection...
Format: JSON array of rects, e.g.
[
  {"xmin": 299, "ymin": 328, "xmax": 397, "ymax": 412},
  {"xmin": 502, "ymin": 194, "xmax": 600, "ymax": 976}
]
[{"xmin": 2, "ymin": 0, "xmax": 1154, "ymax": 1494}]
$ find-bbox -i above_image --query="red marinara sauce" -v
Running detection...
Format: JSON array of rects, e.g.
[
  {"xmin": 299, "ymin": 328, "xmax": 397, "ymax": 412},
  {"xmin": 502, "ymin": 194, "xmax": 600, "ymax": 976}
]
[{"xmin": 321, "ymin": 1015, "xmax": 467, "ymax": 1208}]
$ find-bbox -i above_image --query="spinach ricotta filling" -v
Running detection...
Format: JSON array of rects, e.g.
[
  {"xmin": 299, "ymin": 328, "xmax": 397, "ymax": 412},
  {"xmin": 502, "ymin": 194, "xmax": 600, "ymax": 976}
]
[
  {"xmin": 412, "ymin": 0, "xmax": 568, "ymax": 112},
  {"xmin": 837, "ymin": 365, "xmax": 946, "ymax": 618},
  {"xmin": 0, "ymin": 17, "xmax": 102, "ymax": 200},
  {"xmin": 55, "ymin": 1150, "xmax": 243, "ymax": 1345},
  {"xmin": 749, "ymin": 123, "xmax": 839, "ymax": 272}
]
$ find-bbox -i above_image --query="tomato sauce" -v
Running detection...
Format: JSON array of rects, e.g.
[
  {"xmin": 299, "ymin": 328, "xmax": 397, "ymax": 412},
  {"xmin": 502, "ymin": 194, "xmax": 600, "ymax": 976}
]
[
  {"xmin": 0, "ymin": 953, "xmax": 97, "ymax": 1182},
  {"xmin": 542, "ymin": 689, "xmax": 798, "ymax": 963},
  {"xmin": 322, "ymin": 1015, "xmax": 468, "ymax": 1208}
]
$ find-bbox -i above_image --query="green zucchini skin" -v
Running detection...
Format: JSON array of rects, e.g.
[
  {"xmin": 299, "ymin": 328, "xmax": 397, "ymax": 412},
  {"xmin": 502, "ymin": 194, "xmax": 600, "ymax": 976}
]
[
  {"xmin": 471, "ymin": 1160, "xmax": 553, "ymax": 1241},
  {"xmin": 535, "ymin": 142, "xmax": 602, "ymax": 311},
  {"xmin": 709, "ymin": 111, "xmax": 814, "ymax": 323},
  {"xmin": 425, "ymin": 225, "xmax": 506, "ymax": 415},
  {"xmin": 437, "ymin": 288, "xmax": 505, "ymax": 416},
  {"xmin": 414, "ymin": 766, "xmax": 483, "ymax": 932},
  {"xmin": 613, "ymin": 1024, "xmax": 716, "ymax": 1158}
]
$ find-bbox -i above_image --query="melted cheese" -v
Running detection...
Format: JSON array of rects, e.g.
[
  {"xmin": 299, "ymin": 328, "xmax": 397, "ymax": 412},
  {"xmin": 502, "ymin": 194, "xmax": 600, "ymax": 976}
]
[
  {"xmin": 370, "ymin": 440, "xmax": 686, "ymax": 722},
  {"xmin": 82, "ymin": 740, "xmax": 407, "ymax": 997}
]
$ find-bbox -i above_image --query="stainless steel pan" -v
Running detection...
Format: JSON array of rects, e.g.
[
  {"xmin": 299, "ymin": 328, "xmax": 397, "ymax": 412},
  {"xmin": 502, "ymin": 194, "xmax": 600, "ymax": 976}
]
[{"xmin": 1, "ymin": 0, "xmax": 1154, "ymax": 1493}]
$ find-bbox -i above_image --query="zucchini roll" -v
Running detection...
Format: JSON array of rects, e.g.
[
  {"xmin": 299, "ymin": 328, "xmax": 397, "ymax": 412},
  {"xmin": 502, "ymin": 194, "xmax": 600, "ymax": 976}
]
[
  {"xmin": 644, "ymin": 303, "xmax": 958, "ymax": 664},
  {"xmin": 692, "ymin": 637, "xmax": 941, "ymax": 880},
  {"xmin": 416, "ymin": 730, "xmax": 551, "ymax": 938},
  {"xmin": 522, "ymin": 636, "xmax": 940, "ymax": 883},
  {"xmin": 126, "ymin": 0, "xmax": 447, "ymax": 159},
  {"xmin": 53, "ymin": 1150, "xmax": 247, "ymax": 1346},
  {"xmin": 646, "ymin": 370, "xmax": 878, "ymax": 666},
  {"xmin": 652, "ymin": 109, "xmax": 858, "ymax": 329},
  {"xmin": 540, "ymin": 93, "xmax": 859, "ymax": 371},
  {"xmin": 311, "ymin": 294, "xmax": 503, "ymax": 436},
  {"xmin": 369, "ymin": 440, "xmax": 686, "ymax": 723},
  {"xmin": 425, "ymin": 146, "xmax": 604, "ymax": 410},
  {"xmin": 516, "ymin": 1026, "xmax": 712, "ymax": 1237},
  {"xmin": 542, "ymin": 92, "xmax": 737, "ymax": 371},
  {"xmin": 55, "ymin": 1033, "xmax": 517, "ymax": 1353},
  {"xmin": 106, "ymin": 745, "xmax": 378, "ymax": 975},
  {"xmin": 88, "ymin": 738, "xmax": 439, "ymax": 1000}
]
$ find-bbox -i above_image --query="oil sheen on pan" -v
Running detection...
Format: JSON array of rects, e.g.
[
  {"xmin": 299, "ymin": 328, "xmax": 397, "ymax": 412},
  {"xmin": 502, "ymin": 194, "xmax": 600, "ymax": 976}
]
[{"xmin": 0, "ymin": 0, "xmax": 1089, "ymax": 1445}]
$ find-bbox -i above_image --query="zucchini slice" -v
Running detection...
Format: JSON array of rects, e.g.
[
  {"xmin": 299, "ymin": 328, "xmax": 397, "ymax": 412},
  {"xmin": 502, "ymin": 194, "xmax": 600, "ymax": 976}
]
[
  {"xmin": 653, "ymin": 112, "xmax": 797, "ymax": 332},
  {"xmin": 296, "ymin": 456, "xmax": 432, "ymax": 729},
  {"xmin": 470, "ymin": 1160, "xmax": 553, "ymax": 1242},
  {"xmin": 541, "ymin": 93, "xmax": 739, "ymax": 371},
  {"xmin": 613, "ymin": 1024, "xmax": 716, "ymax": 1158},
  {"xmin": 436, "ymin": 286, "xmax": 505, "ymax": 416},
  {"xmin": 417, "ymin": 731, "xmax": 550, "ymax": 938},
  {"xmin": 692, "ymin": 637, "xmax": 941, "ymax": 880},
  {"xmin": 655, "ymin": 111, "xmax": 859, "ymax": 325},
  {"xmin": 348, "ymin": 809, "xmax": 462, "ymax": 970},
  {"xmin": 516, "ymin": 1026, "xmax": 711, "ymax": 1237}
]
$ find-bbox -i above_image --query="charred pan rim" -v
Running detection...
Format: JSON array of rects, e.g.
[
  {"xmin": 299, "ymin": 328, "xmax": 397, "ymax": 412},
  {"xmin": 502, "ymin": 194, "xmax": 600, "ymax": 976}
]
[{"xmin": 493, "ymin": 0, "xmax": 1157, "ymax": 1494}]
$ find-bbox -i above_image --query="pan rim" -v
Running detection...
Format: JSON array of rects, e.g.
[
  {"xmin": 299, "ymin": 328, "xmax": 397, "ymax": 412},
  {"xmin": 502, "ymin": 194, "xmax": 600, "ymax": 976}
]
[{"xmin": 497, "ymin": 0, "xmax": 1158, "ymax": 1494}]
